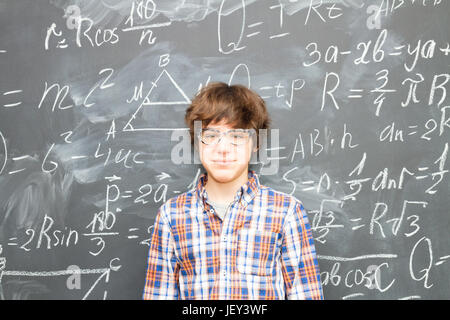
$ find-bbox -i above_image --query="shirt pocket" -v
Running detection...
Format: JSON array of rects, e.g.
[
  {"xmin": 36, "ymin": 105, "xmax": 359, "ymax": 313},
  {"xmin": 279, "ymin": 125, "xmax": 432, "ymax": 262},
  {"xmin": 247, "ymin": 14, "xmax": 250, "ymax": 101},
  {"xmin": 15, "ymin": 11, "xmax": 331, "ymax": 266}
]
[{"xmin": 236, "ymin": 228, "xmax": 279, "ymax": 276}]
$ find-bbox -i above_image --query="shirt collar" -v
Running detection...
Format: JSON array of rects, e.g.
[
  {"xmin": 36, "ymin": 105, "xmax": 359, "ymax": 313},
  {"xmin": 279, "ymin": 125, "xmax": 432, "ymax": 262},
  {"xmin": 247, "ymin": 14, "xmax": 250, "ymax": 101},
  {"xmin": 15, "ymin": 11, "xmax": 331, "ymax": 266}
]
[{"xmin": 195, "ymin": 169, "xmax": 260, "ymax": 209}]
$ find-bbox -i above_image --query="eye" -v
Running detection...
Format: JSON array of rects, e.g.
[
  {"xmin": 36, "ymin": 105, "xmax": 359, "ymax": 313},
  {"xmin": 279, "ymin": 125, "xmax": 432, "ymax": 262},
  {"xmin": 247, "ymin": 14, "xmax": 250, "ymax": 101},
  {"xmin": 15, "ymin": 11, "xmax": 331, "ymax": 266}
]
[{"xmin": 230, "ymin": 130, "xmax": 248, "ymax": 137}]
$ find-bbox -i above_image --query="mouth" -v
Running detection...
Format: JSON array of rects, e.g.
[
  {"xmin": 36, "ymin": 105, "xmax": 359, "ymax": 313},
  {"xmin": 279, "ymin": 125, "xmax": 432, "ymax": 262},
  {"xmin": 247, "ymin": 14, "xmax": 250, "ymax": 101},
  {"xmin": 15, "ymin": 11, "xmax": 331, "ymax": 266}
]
[{"xmin": 213, "ymin": 160, "xmax": 235, "ymax": 165}]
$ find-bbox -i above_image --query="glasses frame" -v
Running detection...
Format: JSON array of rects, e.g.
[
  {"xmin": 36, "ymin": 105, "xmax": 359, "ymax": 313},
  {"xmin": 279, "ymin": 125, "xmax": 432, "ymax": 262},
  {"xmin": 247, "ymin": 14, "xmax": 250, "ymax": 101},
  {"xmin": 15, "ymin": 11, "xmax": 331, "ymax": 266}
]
[{"xmin": 197, "ymin": 128, "xmax": 256, "ymax": 146}]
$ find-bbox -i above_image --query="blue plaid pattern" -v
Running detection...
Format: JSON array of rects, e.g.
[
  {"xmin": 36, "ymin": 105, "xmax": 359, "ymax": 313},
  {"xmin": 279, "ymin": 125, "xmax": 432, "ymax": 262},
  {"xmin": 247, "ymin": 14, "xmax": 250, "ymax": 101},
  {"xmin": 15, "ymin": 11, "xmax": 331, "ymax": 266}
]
[{"xmin": 143, "ymin": 170, "xmax": 323, "ymax": 300}]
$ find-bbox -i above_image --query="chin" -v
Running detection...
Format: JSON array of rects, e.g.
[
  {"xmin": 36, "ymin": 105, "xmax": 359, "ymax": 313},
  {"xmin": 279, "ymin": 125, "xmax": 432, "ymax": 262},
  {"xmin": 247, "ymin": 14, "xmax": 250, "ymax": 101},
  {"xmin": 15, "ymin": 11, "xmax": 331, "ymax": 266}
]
[
  {"xmin": 212, "ymin": 175, "xmax": 235, "ymax": 183},
  {"xmin": 210, "ymin": 169, "xmax": 235, "ymax": 179},
  {"xmin": 208, "ymin": 165, "xmax": 246, "ymax": 180}
]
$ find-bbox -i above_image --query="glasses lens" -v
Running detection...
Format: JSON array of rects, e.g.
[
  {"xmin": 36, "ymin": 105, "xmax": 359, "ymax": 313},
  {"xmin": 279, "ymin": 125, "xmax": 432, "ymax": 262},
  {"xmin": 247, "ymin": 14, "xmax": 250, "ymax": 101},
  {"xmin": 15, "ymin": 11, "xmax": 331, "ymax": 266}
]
[
  {"xmin": 201, "ymin": 129, "xmax": 220, "ymax": 144},
  {"xmin": 200, "ymin": 129, "xmax": 252, "ymax": 145},
  {"xmin": 226, "ymin": 130, "xmax": 250, "ymax": 145}
]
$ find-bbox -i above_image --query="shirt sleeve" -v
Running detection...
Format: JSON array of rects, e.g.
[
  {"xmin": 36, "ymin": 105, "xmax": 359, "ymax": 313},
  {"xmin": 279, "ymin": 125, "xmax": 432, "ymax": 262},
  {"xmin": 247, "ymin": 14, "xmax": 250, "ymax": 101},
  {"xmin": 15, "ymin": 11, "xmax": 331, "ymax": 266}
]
[
  {"xmin": 142, "ymin": 204, "xmax": 180, "ymax": 300},
  {"xmin": 280, "ymin": 200, "xmax": 324, "ymax": 300}
]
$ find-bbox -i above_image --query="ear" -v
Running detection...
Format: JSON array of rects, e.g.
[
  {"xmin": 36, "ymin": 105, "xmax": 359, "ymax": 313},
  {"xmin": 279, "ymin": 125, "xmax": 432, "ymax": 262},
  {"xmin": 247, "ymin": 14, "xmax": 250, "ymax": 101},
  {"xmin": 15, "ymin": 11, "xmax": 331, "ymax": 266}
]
[
  {"xmin": 250, "ymin": 132, "xmax": 258, "ymax": 153},
  {"xmin": 250, "ymin": 138, "xmax": 258, "ymax": 153}
]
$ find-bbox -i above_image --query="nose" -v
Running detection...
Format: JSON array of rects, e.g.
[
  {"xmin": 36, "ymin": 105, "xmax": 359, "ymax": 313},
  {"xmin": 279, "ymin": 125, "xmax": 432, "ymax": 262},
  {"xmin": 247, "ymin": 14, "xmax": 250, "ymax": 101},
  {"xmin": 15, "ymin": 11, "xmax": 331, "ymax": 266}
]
[{"xmin": 216, "ymin": 134, "xmax": 234, "ymax": 153}]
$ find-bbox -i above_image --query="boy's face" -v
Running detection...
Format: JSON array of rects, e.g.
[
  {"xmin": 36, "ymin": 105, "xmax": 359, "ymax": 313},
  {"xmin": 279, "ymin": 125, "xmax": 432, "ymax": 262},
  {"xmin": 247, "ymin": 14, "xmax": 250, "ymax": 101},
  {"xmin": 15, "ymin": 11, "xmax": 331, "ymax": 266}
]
[{"xmin": 197, "ymin": 120, "xmax": 257, "ymax": 184}]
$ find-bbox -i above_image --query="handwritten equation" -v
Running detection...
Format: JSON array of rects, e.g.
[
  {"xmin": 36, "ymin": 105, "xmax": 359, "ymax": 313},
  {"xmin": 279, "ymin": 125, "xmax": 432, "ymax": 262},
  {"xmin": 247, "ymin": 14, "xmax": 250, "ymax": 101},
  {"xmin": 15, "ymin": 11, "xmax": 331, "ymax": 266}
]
[{"xmin": 0, "ymin": 0, "xmax": 449, "ymax": 299}]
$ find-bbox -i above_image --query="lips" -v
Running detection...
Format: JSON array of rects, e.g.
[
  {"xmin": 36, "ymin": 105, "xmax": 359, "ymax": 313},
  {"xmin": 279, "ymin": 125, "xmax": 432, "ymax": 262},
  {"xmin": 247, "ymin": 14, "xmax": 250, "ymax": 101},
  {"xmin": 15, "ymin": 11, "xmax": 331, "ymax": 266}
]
[{"xmin": 213, "ymin": 160, "xmax": 235, "ymax": 164}]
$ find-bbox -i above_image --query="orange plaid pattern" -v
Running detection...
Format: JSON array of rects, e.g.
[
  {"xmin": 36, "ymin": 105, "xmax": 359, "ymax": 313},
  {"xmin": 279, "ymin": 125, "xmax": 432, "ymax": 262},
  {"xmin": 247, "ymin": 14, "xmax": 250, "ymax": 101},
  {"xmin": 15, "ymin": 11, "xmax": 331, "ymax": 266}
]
[{"xmin": 143, "ymin": 170, "xmax": 323, "ymax": 300}]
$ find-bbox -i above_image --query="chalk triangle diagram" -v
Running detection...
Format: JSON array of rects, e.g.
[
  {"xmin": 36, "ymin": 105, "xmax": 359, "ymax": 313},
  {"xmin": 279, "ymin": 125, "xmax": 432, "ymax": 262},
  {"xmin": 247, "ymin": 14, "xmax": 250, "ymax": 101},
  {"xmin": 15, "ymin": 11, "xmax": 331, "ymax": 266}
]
[{"xmin": 123, "ymin": 69, "xmax": 191, "ymax": 132}]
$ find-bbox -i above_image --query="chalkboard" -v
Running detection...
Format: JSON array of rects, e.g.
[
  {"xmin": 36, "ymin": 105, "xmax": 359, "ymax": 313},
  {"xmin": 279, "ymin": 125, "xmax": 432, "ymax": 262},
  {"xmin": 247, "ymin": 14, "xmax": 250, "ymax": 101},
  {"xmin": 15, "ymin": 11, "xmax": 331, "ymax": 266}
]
[{"xmin": 0, "ymin": 0, "xmax": 449, "ymax": 300}]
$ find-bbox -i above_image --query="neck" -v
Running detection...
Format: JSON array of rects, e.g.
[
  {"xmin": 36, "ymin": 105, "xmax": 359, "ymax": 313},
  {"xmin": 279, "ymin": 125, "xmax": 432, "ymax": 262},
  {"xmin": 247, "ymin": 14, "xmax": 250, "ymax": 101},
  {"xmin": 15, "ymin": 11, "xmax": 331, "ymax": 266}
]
[{"xmin": 204, "ymin": 169, "xmax": 249, "ymax": 204}]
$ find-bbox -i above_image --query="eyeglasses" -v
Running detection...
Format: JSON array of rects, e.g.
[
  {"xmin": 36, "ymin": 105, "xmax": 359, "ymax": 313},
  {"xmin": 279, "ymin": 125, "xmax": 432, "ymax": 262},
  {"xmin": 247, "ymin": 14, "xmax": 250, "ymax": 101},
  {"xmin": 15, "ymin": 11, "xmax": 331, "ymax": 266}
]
[{"xmin": 198, "ymin": 128, "xmax": 255, "ymax": 145}]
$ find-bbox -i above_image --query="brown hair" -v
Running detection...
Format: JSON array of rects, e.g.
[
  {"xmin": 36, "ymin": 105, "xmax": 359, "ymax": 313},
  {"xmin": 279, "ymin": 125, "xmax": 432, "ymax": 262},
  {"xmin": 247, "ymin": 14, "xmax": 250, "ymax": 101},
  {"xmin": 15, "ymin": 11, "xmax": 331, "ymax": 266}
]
[{"xmin": 185, "ymin": 82, "xmax": 271, "ymax": 147}]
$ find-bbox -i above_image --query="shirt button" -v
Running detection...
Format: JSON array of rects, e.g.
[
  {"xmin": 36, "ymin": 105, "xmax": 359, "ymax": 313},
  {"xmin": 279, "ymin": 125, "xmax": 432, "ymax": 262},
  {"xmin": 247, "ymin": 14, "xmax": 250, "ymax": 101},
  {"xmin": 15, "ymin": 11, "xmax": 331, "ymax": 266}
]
[
  {"xmin": 222, "ymin": 236, "xmax": 227, "ymax": 242},
  {"xmin": 209, "ymin": 208, "xmax": 214, "ymax": 213},
  {"xmin": 222, "ymin": 270, "xmax": 227, "ymax": 277}
]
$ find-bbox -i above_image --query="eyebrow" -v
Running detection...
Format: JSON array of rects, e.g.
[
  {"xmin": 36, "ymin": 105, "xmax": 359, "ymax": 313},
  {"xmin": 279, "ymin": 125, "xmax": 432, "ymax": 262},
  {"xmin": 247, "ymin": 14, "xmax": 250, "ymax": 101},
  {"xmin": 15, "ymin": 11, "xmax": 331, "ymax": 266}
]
[
  {"xmin": 205, "ymin": 126, "xmax": 232, "ymax": 129},
  {"xmin": 203, "ymin": 127, "xmax": 245, "ymax": 131}
]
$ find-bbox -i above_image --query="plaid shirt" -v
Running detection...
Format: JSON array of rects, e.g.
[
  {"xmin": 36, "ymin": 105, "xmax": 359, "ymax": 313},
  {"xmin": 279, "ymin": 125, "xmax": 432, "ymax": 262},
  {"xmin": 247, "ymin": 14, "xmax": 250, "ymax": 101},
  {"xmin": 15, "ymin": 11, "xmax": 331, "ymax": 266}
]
[{"xmin": 143, "ymin": 170, "xmax": 323, "ymax": 300}]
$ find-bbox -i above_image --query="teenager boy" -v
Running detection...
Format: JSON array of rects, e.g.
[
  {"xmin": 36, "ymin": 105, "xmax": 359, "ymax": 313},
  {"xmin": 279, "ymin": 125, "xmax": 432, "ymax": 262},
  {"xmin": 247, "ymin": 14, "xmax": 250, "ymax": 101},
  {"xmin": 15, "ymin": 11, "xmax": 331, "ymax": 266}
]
[{"xmin": 143, "ymin": 82, "xmax": 323, "ymax": 300}]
